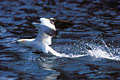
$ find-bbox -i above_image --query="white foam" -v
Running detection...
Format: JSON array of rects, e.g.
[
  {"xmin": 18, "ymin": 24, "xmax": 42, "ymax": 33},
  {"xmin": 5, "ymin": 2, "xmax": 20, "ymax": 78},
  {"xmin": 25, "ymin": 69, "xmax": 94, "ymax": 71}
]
[{"xmin": 87, "ymin": 44, "xmax": 120, "ymax": 61}]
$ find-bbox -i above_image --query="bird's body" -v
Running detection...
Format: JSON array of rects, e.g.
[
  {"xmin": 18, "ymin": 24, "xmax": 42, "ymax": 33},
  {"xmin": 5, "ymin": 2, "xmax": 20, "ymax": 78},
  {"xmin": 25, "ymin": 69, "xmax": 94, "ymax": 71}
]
[{"xmin": 18, "ymin": 18, "xmax": 58, "ymax": 55}]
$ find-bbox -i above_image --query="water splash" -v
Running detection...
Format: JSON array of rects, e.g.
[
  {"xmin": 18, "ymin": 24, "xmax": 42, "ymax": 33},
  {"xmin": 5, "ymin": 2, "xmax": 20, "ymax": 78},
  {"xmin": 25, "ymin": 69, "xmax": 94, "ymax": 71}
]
[
  {"xmin": 52, "ymin": 40, "xmax": 89, "ymax": 58},
  {"xmin": 86, "ymin": 40, "xmax": 120, "ymax": 61},
  {"xmin": 53, "ymin": 52, "xmax": 89, "ymax": 58},
  {"xmin": 54, "ymin": 39, "xmax": 120, "ymax": 60}
]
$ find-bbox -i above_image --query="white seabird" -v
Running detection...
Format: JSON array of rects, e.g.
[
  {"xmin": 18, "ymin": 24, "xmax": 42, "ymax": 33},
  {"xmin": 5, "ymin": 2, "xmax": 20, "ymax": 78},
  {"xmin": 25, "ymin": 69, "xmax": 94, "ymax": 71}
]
[{"xmin": 17, "ymin": 18, "xmax": 67, "ymax": 57}]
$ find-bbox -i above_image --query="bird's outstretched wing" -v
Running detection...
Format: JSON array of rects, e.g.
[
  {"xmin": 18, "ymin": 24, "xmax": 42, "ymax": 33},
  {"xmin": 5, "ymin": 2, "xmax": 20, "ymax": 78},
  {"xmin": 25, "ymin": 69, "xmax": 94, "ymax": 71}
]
[
  {"xmin": 32, "ymin": 22, "xmax": 56, "ymax": 36},
  {"xmin": 32, "ymin": 22, "xmax": 55, "ymax": 45},
  {"xmin": 50, "ymin": 18, "xmax": 75, "ymax": 29},
  {"xmin": 40, "ymin": 24, "xmax": 56, "ymax": 36}
]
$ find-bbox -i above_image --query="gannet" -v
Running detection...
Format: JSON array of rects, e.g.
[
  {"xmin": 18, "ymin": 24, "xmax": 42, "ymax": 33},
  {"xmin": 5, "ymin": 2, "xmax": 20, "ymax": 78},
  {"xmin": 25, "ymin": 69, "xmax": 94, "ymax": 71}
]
[{"xmin": 17, "ymin": 18, "xmax": 65, "ymax": 57}]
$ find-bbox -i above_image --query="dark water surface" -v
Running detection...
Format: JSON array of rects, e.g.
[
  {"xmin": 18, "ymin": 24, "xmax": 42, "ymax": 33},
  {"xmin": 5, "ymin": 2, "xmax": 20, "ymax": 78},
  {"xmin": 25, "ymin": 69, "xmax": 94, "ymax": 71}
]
[{"xmin": 0, "ymin": 0, "xmax": 120, "ymax": 80}]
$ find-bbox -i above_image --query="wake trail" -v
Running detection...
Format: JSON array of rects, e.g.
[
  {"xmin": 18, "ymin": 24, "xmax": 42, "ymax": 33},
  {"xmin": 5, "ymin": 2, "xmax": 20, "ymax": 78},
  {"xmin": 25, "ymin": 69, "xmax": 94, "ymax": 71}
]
[{"xmin": 48, "ymin": 45, "xmax": 88, "ymax": 58}]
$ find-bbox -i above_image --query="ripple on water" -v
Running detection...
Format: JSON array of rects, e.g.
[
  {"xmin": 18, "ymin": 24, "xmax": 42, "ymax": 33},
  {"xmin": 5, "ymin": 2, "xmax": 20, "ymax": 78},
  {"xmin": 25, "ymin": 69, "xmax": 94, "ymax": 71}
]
[
  {"xmin": 0, "ymin": 71, "xmax": 18, "ymax": 80},
  {"xmin": 0, "ymin": 0, "xmax": 120, "ymax": 80},
  {"xmin": 0, "ymin": 55, "xmax": 15, "ymax": 61}
]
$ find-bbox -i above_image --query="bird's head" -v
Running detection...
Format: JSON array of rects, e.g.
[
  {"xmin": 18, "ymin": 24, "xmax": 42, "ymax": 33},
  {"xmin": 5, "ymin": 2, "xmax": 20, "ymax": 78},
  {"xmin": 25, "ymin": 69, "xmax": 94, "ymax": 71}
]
[
  {"xmin": 40, "ymin": 18, "xmax": 54, "ymax": 25},
  {"xmin": 32, "ymin": 18, "xmax": 55, "ymax": 30}
]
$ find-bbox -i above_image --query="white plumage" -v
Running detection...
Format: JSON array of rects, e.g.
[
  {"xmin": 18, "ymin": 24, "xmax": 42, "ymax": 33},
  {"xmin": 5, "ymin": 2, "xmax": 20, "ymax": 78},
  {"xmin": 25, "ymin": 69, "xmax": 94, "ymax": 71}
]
[{"xmin": 18, "ymin": 18, "xmax": 62, "ymax": 56}]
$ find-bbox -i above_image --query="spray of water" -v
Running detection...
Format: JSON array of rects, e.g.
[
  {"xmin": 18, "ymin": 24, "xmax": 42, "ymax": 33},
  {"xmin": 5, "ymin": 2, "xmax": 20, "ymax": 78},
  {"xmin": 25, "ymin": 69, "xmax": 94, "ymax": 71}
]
[
  {"xmin": 53, "ymin": 40, "xmax": 89, "ymax": 58},
  {"xmin": 54, "ymin": 39, "xmax": 120, "ymax": 61},
  {"xmin": 86, "ymin": 39, "xmax": 120, "ymax": 61}
]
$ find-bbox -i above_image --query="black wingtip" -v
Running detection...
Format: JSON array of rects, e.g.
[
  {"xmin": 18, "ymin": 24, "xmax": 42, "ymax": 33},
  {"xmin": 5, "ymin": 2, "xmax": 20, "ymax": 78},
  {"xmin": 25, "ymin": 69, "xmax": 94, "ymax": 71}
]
[{"xmin": 50, "ymin": 18, "xmax": 75, "ymax": 29}]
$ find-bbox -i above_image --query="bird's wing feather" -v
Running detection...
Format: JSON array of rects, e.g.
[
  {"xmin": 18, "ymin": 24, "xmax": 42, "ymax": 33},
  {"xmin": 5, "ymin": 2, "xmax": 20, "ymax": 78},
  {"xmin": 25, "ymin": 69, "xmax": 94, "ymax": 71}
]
[
  {"xmin": 32, "ymin": 22, "xmax": 55, "ymax": 45},
  {"xmin": 40, "ymin": 24, "xmax": 56, "ymax": 36}
]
